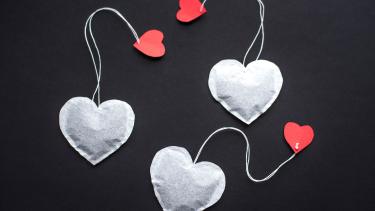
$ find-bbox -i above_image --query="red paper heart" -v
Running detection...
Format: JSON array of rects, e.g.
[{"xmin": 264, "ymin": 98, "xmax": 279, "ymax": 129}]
[
  {"xmin": 176, "ymin": 0, "xmax": 207, "ymax": 22},
  {"xmin": 284, "ymin": 122, "xmax": 314, "ymax": 154},
  {"xmin": 133, "ymin": 30, "xmax": 165, "ymax": 58}
]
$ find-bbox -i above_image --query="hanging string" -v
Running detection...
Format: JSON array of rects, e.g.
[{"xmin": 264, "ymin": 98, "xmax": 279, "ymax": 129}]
[
  {"xmin": 200, "ymin": 0, "xmax": 208, "ymax": 12},
  {"xmin": 194, "ymin": 127, "xmax": 296, "ymax": 183},
  {"xmin": 84, "ymin": 7, "xmax": 140, "ymax": 105},
  {"xmin": 199, "ymin": 0, "xmax": 265, "ymax": 66},
  {"xmin": 242, "ymin": 0, "xmax": 265, "ymax": 65}
]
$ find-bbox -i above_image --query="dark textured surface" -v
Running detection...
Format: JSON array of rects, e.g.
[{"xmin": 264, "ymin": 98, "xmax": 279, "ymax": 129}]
[{"xmin": 1, "ymin": 0, "xmax": 374, "ymax": 210}]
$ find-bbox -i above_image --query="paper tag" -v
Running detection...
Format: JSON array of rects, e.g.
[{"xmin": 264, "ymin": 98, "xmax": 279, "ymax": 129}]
[
  {"xmin": 133, "ymin": 29, "xmax": 166, "ymax": 57},
  {"xmin": 176, "ymin": 0, "xmax": 207, "ymax": 22},
  {"xmin": 284, "ymin": 122, "xmax": 314, "ymax": 154}
]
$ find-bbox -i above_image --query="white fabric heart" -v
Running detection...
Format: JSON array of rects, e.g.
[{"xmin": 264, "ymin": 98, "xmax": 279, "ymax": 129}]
[
  {"xmin": 208, "ymin": 59, "xmax": 283, "ymax": 124},
  {"xmin": 59, "ymin": 97, "xmax": 135, "ymax": 165},
  {"xmin": 150, "ymin": 146, "xmax": 225, "ymax": 211}
]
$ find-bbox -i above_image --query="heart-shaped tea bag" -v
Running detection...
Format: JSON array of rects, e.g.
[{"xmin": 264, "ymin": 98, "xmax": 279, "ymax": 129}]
[
  {"xmin": 60, "ymin": 7, "xmax": 164, "ymax": 165},
  {"xmin": 150, "ymin": 126, "xmax": 311, "ymax": 210},
  {"xmin": 209, "ymin": 59, "xmax": 283, "ymax": 124},
  {"xmin": 198, "ymin": 0, "xmax": 284, "ymax": 124},
  {"xmin": 59, "ymin": 97, "xmax": 134, "ymax": 165},
  {"xmin": 150, "ymin": 146, "xmax": 225, "ymax": 211}
]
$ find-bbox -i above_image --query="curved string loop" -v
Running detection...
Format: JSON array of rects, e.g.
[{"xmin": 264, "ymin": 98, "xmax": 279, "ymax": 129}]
[
  {"xmin": 242, "ymin": 0, "xmax": 265, "ymax": 65},
  {"xmin": 84, "ymin": 7, "xmax": 140, "ymax": 105},
  {"xmin": 193, "ymin": 127, "xmax": 296, "ymax": 183},
  {"xmin": 199, "ymin": 0, "xmax": 265, "ymax": 66}
]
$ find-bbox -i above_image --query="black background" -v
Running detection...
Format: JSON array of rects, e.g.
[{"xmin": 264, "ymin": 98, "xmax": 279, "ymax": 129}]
[{"xmin": 1, "ymin": 0, "xmax": 374, "ymax": 210}]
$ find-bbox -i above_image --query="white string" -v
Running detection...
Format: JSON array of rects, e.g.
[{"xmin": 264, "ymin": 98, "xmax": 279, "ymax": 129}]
[
  {"xmin": 84, "ymin": 7, "xmax": 140, "ymax": 105},
  {"xmin": 193, "ymin": 127, "xmax": 296, "ymax": 183},
  {"xmin": 200, "ymin": 0, "xmax": 208, "ymax": 12},
  {"xmin": 242, "ymin": 0, "xmax": 265, "ymax": 65},
  {"xmin": 199, "ymin": 0, "xmax": 265, "ymax": 66}
]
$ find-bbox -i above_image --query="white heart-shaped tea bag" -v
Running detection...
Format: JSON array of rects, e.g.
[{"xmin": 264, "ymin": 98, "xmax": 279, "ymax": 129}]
[
  {"xmin": 150, "ymin": 146, "xmax": 226, "ymax": 211},
  {"xmin": 208, "ymin": 59, "xmax": 283, "ymax": 124},
  {"xmin": 150, "ymin": 127, "xmax": 298, "ymax": 210},
  {"xmin": 59, "ymin": 97, "xmax": 135, "ymax": 165}
]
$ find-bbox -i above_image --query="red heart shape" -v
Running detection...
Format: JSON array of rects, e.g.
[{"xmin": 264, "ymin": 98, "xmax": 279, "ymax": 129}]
[
  {"xmin": 133, "ymin": 29, "xmax": 165, "ymax": 58},
  {"xmin": 176, "ymin": 0, "xmax": 207, "ymax": 22},
  {"xmin": 284, "ymin": 122, "xmax": 314, "ymax": 154}
]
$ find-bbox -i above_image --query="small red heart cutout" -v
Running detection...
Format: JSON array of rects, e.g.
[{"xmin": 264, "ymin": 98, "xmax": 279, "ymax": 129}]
[
  {"xmin": 284, "ymin": 122, "xmax": 314, "ymax": 154},
  {"xmin": 133, "ymin": 29, "xmax": 165, "ymax": 58},
  {"xmin": 177, "ymin": 0, "xmax": 207, "ymax": 22}
]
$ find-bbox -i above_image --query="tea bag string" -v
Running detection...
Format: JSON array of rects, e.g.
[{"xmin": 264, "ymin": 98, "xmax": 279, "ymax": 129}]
[
  {"xmin": 84, "ymin": 7, "xmax": 140, "ymax": 105},
  {"xmin": 200, "ymin": 0, "xmax": 265, "ymax": 66},
  {"xmin": 193, "ymin": 127, "xmax": 296, "ymax": 183}
]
